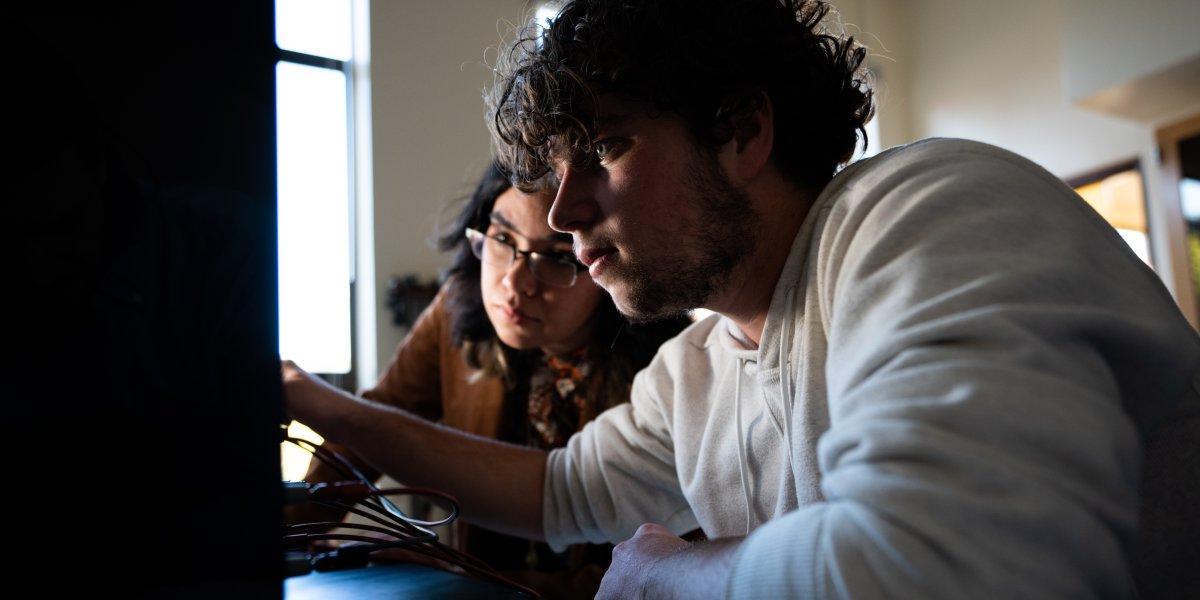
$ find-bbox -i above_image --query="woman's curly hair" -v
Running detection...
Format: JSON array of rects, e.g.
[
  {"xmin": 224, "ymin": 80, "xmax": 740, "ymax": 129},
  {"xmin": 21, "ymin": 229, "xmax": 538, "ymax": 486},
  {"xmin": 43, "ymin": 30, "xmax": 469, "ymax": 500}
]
[{"xmin": 488, "ymin": 0, "xmax": 874, "ymax": 192}]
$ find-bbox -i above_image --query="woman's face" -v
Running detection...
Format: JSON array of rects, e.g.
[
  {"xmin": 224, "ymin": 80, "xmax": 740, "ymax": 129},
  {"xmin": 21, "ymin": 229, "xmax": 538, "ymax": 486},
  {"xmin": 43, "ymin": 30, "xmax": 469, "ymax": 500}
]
[{"xmin": 480, "ymin": 187, "xmax": 605, "ymax": 355}]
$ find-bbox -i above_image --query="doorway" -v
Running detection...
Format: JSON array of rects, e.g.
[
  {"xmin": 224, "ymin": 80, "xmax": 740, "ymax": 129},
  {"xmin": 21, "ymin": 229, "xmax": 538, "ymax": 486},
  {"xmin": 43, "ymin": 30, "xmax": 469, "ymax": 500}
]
[{"xmin": 1157, "ymin": 115, "xmax": 1200, "ymax": 328}]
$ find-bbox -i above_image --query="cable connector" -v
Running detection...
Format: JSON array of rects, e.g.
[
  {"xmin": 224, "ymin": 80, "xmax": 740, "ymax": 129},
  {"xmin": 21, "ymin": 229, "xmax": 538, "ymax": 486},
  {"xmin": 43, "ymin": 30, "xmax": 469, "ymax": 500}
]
[
  {"xmin": 283, "ymin": 481, "xmax": 311, "ymax": 506},
  {"xmin": 309, "ymin": 480, "xmax": 372, "ymax": 502},
  {"xmin": 311, "ymin": 546, "xmax": 371, "ymax": 572},
  {"xmin": 284, "ymin": 551, "xmax": 314, "ymax": 577},
  {"xmin": 284, "ymin": 480, "xmax": 374, "ymax": 505}
]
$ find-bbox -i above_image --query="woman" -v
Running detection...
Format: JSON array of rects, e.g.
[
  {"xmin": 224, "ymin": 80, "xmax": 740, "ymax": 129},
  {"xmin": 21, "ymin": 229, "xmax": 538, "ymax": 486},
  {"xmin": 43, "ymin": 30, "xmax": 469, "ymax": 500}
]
[{"xmin": 287, "ymin": 162, "xmax": 689, "ymax": 598}]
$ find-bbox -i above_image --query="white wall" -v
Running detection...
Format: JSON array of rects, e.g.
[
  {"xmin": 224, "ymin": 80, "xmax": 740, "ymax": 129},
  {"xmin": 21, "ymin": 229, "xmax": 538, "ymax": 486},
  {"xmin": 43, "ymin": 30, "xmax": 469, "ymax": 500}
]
[
  {"xmin": 835, "ymin": 0, "xmax": 1190, "ymax": 316},
  {"xmin": 1062, "ymin": 0, "xmax": 1200, "ymax": 123},
  {"xmin": 365, "ymin": 0, "xmax": 530, "ymax": 382},
  {"xmin": 901, "ymin": 0, "xmax": 1151, "ymax": 179},
  {"xmin": 831, "ymin": 0, "xmax": 914, "ymax": 149},
  {"xmin": 869, "ymin": 0, "xmax": 1195, "ymax": 315}
]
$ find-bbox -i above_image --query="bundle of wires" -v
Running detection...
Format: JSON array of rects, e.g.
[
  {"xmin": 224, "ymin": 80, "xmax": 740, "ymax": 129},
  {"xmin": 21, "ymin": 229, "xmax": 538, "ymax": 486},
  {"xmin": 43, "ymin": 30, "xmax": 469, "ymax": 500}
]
[{"xmin": 283, "ymin": 434, "xmax": 541, "ymax": 598}]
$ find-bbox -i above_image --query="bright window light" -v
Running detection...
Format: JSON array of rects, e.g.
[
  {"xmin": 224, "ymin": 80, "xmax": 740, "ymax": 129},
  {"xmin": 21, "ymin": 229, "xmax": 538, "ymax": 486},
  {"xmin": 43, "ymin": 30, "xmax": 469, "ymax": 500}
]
[
  {"xmin": 536, "ymin": 4, "xmax": 560, "ymax": 29},
  {"xmin": 863, "ymin": 112, "xmax": 881, "ymax": 158},
  {"xmin": 848, "ymin": 110, "xmax": 881, "ymax": 164},
  {"xmin": 1181, "ymin": 178, "xmax": 1200, "ymax": 222},
  {"xmin": 277, "ymin": 61, "xmax": 352, "ymax": 374},
  {"xmin": 1075, "ymin": 168, "xmax": 1151, "ymax": 266},
  {"xmin": 276, "ymin": 0, "xmax": 352, "ymax": 60},
  {"xmin": 281, "ymin": 421, "xmax": 325, "ymax": 481},
  {"xmin": 1115, "ymin": 229, "xmax": 1151, "ymax": 265}
]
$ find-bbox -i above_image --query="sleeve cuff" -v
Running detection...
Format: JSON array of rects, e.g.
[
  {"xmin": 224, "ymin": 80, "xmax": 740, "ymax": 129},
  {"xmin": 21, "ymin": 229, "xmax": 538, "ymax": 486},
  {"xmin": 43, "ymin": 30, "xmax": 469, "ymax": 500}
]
[
  {"xmin": 542, "ymin": 446, "xmax": 573, "ymax": 552},
  {"xmin": 726, "ymin": 506, "xmax": 826, "ymax": 599}
]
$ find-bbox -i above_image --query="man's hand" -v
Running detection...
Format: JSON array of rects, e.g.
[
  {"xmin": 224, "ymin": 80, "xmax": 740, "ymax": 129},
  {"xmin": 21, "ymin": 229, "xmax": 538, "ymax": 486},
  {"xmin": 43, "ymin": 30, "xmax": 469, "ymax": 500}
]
[
  {"xmin": 281, "ymin": 359, "xmax": 338, "ymax": 425},
  {"xmin": 597, "ymin": 523, "xmax": 691, "ymax": 599},
  {"xmin": 277, "ymin": 358, "xmax": 550, "ymax": 541},
  {"xmin": 280, "ymin": 358, "xmax": 306, "ymax": 385}
]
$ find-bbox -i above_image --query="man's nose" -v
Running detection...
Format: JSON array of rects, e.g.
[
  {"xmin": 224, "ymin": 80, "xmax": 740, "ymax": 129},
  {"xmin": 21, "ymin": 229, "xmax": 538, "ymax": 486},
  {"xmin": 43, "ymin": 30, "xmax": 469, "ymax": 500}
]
[{"xmin": 547, "ymin": 165, "xmax": 599, "ymax": 233}]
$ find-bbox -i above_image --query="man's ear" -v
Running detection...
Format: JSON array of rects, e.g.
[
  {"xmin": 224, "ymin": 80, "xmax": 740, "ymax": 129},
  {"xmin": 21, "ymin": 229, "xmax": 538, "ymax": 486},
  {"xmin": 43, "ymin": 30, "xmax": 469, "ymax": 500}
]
[{"xmin": 715, "ymin": 91, "xmax": 774, "ymax": 183}]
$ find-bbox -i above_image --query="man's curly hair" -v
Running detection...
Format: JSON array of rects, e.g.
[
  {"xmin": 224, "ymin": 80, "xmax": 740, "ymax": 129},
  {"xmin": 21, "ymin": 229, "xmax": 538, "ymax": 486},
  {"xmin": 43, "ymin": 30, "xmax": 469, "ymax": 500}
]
[{"xmin": 488, "ymin": 0, "xmax": 874, "ymax": 192}]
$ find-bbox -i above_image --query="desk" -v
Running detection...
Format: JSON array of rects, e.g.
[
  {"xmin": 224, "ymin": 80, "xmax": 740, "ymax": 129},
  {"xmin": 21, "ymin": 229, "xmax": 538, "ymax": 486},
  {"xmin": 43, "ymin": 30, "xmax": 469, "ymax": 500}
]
[{"xmin": 285, "ymin": 563, "xmax": 532, "ymax": 599}]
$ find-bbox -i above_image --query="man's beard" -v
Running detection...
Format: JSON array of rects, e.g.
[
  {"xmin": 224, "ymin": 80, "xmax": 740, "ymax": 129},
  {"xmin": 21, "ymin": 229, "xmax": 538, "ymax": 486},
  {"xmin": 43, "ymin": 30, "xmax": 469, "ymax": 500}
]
[{"xmin": 616, "ymin": 151, "xmax": 759, "ymax": 322}]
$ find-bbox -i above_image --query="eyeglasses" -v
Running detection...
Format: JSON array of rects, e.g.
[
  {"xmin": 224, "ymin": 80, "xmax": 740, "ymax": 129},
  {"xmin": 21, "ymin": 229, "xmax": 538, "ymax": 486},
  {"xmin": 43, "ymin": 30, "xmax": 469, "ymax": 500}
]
[{"xmin": 465, "ymin": 228, "xmax": 586, "ymax": 288}]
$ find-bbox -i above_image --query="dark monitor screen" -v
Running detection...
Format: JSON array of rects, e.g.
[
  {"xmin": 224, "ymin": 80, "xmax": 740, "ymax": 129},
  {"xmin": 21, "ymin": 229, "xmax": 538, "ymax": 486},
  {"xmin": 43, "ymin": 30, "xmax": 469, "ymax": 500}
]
[{"xmin": 8, "ymin": 2, "xmax": 283, "ymax": 595}]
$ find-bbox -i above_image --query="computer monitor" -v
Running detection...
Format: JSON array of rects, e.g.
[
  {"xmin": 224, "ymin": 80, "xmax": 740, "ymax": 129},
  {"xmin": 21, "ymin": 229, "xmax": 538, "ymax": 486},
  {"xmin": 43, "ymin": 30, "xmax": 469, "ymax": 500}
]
[{"xmin": 8, "ymin": 2, "xmax": 283, "ymax": 595}]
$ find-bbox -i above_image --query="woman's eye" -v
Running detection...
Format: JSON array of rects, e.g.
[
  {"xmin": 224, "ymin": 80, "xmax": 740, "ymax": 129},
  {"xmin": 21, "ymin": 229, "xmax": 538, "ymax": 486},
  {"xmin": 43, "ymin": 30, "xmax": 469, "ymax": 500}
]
[{"xmin": 492, "ymin": 232, "xmax": 511, "ymax": 244}]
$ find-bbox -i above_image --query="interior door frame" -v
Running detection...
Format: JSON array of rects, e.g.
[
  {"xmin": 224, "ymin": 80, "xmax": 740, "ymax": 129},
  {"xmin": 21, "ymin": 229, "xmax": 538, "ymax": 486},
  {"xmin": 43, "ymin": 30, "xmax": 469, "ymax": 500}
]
[{"xmin": 1155, "ymin": 114, "xmax": 1200, "ymax": 328}]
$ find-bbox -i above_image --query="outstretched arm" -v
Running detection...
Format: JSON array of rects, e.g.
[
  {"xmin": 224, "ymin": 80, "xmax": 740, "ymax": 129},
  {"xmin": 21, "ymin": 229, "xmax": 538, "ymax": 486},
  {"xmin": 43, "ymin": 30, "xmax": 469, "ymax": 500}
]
[
  {"xmin": 283, "ymin": 360, "xmax": 548, "ymax": 540},
  {"xmin": 595, "ymin": 523, "xmax": 741, "ymax": 600}
]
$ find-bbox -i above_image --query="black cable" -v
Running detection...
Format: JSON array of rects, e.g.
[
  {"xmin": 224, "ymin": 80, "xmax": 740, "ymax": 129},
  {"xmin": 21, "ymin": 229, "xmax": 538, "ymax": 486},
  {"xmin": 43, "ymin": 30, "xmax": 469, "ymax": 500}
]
[
  {"xmin": 286, "ymin": 521, "xmax": 413, "ymax": 540},
  {"xmin": 284, "ymin": 437, "xmax": 440, "ymax": 538},
  {"xmin": 370, "ymin": 487, "xmax": 460, "ymax": 527},
  {"xmin": 284, "ymin": 533, "xmax": 414, "ymax": 546},
  {"xmin": 316, "ymin": 499, "xmax": 406, "ymax": 530},
  {"xmin": 288, "ymin": 436, "xmax": 425, "ymax": 527},
  {"xmin": 311, "ymin": 499, "xmax": 417, "ymax": 536},
  {"xmin": 282, "ymin": 437, "xmax": 540, "ymax": 598}
]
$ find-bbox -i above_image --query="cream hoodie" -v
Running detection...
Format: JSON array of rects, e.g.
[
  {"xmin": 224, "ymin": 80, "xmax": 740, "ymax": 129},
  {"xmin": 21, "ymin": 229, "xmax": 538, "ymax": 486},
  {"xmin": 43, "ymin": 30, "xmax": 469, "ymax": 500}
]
[{"xmin": 542, "ymin": 138, "xmax": 1200, "ymax": 598}]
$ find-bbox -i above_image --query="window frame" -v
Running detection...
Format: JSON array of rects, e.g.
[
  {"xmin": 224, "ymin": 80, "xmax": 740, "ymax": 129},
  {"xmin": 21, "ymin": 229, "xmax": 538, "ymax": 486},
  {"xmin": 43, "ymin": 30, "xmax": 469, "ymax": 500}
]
[
  {"xmin": 1066, "ymin": 159, "xmax": 1156, "ymax": 268},
  {"xmin": 275, "ymin": 33, "xmax": 359, "ymax": 389}
]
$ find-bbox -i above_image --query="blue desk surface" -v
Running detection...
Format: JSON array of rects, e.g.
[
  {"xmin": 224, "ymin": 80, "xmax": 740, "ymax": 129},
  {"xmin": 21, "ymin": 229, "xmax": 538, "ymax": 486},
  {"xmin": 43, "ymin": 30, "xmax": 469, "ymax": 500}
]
[{"xmin": 285, "ymin": 563, "xmax": 532, "ymax": 599}]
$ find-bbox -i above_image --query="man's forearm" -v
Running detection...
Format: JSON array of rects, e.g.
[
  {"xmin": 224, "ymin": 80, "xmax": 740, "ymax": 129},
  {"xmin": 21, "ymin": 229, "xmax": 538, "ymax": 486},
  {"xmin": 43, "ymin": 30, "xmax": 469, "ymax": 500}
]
[
  {"xmin": 600, "ymin": 523, "xmax": 743, "ymax": 600},
  {"xmin": 292, "ymin": 375, "xmax": 547, "ymax": 540},
  {"xmin": 646, "ymin": 537, "xmax": 742, "ymax": 600}
]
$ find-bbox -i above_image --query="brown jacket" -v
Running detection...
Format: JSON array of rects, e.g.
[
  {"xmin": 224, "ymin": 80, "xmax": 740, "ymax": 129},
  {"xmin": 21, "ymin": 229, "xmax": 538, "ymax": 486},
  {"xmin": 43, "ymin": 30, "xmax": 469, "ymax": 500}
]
[
  {"xmin": 300, "ymin": 291, "xmax": 609, "ymax": 597},
  {"xmin": 361, "ymin": 291, "xmax": 507, "ymax": 436},
  {"xmin": 301, "ymin": 290, "xmax": 508, "ymax": 501}
]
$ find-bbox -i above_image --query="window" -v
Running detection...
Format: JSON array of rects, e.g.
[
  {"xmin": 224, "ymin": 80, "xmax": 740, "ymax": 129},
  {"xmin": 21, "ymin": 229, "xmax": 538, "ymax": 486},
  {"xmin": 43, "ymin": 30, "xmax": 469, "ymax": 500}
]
[
  {"xmin": 1154, "ymin": 115, "xmax": 1200, "ymax": 329},
  {"xmin": 859, "ymin": 109, "xmax": 881, "ymax": 160},
  {"xmin": 535, "ymin": 3, "xmax": 560, "ymax": 27},
  {"xmin": 276, "ymin": 0, "xmax": 361, "ymax": 480},
  {"xmin": 1070, "ymin": 164, "xmax": 1152, "ymax": 266},
  {"xmin": 1178, "ymin": 133, "xmax": 1200, "ymax": 319},
  {"xmin": 276, "ymin": 0, "xmax": 354, "ymax": 377}
]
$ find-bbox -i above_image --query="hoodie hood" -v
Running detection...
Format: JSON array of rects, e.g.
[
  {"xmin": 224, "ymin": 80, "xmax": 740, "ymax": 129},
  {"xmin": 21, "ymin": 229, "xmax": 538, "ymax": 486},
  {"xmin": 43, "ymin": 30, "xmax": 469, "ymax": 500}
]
[{"xmin": 721, "ymin": 182, "xmax": 844, "ymax": 534}]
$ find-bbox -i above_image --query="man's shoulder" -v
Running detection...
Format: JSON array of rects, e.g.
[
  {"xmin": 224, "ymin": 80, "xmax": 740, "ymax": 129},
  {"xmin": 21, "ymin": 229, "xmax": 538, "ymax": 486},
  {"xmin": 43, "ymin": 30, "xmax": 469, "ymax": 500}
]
[
  {"xmin": 630, "ymin": 313, "xmax": 734, "ymax": 416},
  {"xmin": 815, "ymin": 137, "xmax": 1073, "ymax": 231},
  {"xmin": 835, "ymin": 136, "xmax": 1060, "ymax": 196},
  {"xmin": 659, "ymin": 312, "xmax": 725, "ymax": 358},
  {"xmin": 869, "ymin": 136, "xmax": 1030, "ymax": 162},
  {"xmin": 635, "ymin": 314, "xmax": 725, "ymax": 381}
]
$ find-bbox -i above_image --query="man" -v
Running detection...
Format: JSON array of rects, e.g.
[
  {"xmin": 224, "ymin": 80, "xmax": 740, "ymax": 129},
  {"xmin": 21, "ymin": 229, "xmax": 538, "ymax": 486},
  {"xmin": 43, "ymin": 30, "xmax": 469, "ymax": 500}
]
[{"xmin": 285, "ymin": 1, "xmax": 1200, "ymax": 597}]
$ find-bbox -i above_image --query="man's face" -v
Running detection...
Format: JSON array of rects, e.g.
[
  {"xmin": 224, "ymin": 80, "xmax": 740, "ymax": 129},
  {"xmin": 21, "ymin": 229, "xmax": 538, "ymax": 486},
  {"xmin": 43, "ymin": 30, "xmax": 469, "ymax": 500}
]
[{"xmin": 547, "ymin": 96, "xmax": 759, "ymax": 321}]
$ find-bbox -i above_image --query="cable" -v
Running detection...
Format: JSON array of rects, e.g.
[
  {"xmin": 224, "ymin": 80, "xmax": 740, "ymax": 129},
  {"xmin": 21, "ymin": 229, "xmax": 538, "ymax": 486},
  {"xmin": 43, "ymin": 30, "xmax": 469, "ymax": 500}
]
[
  {"xmin": 284, "ymin": 533, "xmax": 400, "ymax": 546},
  {"xmin": 282, "ymin": 437, "xmax": 541, "ymax": 598},
  {"xmin": 369, "ymin": 487, "xmax": 460, "ymax": 527},
  {"xmin": 288, "ymin": 435, "xmax": 425, "ymax": 528},
  {"xmin": 310, "ymin": 499, "xmax": 414, "ymax": 536},
  {"xmin": 287, "ymin": 521, "xmax": 413, "ymax": 540}
]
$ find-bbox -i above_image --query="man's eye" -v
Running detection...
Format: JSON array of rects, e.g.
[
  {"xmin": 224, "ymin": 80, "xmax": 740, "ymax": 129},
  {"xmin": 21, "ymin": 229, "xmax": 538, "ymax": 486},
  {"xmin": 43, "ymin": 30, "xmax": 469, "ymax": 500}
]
[
  {"xmin": 593, "ymin": 139, "xmax": 619, "ymax": 162},
  {"xmin": 492, "ymin": 232, "xmax": 511, "ymax": 243}
]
